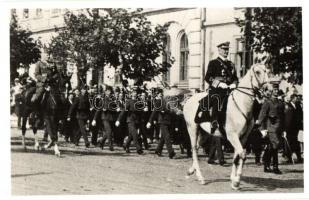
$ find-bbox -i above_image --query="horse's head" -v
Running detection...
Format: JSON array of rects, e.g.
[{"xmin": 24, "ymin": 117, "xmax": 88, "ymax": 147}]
[{"xmin": 250, "ymin": 52, "xmax": 272, "ymax": 89}]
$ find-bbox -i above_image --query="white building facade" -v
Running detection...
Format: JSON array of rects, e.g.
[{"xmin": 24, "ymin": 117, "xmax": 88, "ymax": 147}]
[{"xmin": 15, "ymin": 8, "xmax": 248, "ymax": 90}]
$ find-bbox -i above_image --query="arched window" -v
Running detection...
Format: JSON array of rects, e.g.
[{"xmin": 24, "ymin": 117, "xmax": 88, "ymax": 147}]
[
  {"xmin": 179, "ymin": 33, "xmax": 189, "ymax": 81},
  {"xmin": 162, "ymin": 35, "xmax": 171, "ymax": 83}
]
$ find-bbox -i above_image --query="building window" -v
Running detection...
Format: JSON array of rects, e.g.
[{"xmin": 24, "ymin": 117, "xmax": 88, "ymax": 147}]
[
  {"xmin": 36, "ymin": 8, "xmax": 43, "ymax": 18},
  {"xmin": 234, "ymin": 38, "xmax": 253, "ymax": 77},
  {"xmin": 179, "ymin": 33, "xmax": 189, "ymax": 81},
  {"xmin": 162, "ymin": 35, "xmax": 171, "ymax": 83},
  {"xmin": 23, "ymin": 9, "xmax": 29, "ymax": 19}
]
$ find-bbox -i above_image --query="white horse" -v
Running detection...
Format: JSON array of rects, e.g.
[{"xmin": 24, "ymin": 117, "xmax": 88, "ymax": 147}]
[{"xmin": 183, "ymin": 57, "xmax": 271, "ymax": 190}]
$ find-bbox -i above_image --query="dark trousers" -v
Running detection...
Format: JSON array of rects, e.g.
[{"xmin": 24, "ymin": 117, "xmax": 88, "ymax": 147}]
[
  {"xmin": 246, "ymin": 129, "xmax": 263, "ymax": 163},
  {"xmin": 102, "ymin": 120, "xmax": 114, "ymax": 148},
  {"xmin": 156, "ymin": 124, "xmax": 174, "ymax": 154},
  {"xmin": 139, "ymin": 123, "xmax": 149, "ymax": 149},
  {"xmin": 125, "ymin": 122, "xmax": 142, "ymax": 152},
  {"xmin": 77, "ymin": 119, "xmax": 89, "ymax": 146},
  {"xmin": 154, "ymin": 124, "xmax": 160, "ymax": 140},
  {"xmin": 263, "ymin": 132, "xmax": 280, "ymax": 169},
  {"xmin": 263, "ymin": 145, "xmax": 279, "ymax": 169},
  {"xmin": 44, "ymin": 115, "xmax": 58, "ymax": 142},
  {"xmin": 113, "ymin": 123, "xmax": 126, "ymax": 146},
  {"xmin": 90, "ymin": 123, "xmax": 99, "ymax": 145},
  {"xmin": 63, "ymin": 119, "xmax": 77, "ymax": 142},
  {"xmin": 208, "ymin": 135, "xmax": 224, "ymax": 162}
]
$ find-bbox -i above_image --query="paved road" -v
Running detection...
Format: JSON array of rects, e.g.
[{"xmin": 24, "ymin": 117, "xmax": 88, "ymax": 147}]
[{"xmin": 11, "ymin": 127, "xmax": 304, "ymax": 195}]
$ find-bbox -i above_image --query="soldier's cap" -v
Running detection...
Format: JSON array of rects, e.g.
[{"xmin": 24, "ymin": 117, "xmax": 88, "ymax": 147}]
[
  {"xmin": 114, "ymin": 86, "xmax": 121, "ymax": 93},
  {"xmin": 217, "ymin": 41, "xmax": 230, "ymax": 49},
  {"xmin": 14, "ymin": 78, "xmax": 20, "ymax": 82},
  {"xmin": 105, "ymin": 85, "xmax": 114, "ymax": 92},
  {"xmin": 80, "ymin": 85, "xmax": 89, "ymax": 90}
]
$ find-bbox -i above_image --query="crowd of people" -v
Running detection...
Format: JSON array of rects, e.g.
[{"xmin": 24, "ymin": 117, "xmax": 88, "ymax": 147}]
[
  {"xmin": 10, "ymin": 41, "xmax": 303, "ymax": 175},
  {"xmin": 11, "ymin": 77, "xmax": 192, "ymax": 159},
  {"xmin": 10, "ymin": 74, "xmax": 304, "ymax": 173}
]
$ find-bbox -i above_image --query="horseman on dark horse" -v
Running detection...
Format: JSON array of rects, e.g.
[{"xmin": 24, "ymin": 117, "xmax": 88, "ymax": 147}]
[{"xmin": 21, "ymin": 60, "xmax": 71, "ymax": 156}]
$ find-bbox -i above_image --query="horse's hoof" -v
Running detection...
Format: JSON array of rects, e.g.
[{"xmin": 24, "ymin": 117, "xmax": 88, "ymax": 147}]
[
  {"xmin": 186, "ymin": 169, "xmax": 196, "ymax": 176},
  {"xmin": 200, "ymin": 179, "xmax": 206, "ymax": 185},
  {"xmin": 55, "ymin": 151, "xmax": 61, "ymax": 157},
  {"xmin": 231, "ymin": 181, "xmax": 240, "ymax": 190},
  {"xmin": 34, "ymin": 144, "xmax": 40, "ymax": 151}
]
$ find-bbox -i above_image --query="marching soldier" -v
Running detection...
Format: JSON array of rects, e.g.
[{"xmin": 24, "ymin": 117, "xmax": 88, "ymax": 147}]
[
  {"xmin": 92, "ymin": 86, "xmax": 115, "ymax": 151},
  {"xmin": 112, "ymin": 87, "xmax": 125, "ymax": 147},
  {"xmin": 147, "ymin": 89, "xmax": 176, "ymax": 159},
  {"xmin": 195, "ymin": 41, "xmax": 238, "ymax": 135},
  {"xmin": 138, "ymin": 90, "xmax": 151, "ymax": 150},
  {"xmin": 89, "ymin": 86, "xmax": 100, "ymax": 146},
  {"xmin": 67, "ymin": 86, "xmax": 91, "ymax": 148},
  {"xmin": 256, "ymin": 83, "xmax": 285, "ymax": 174},
  {"xmin": 115, "ymin": 87, "xmax": 143, "ymax": 154}
]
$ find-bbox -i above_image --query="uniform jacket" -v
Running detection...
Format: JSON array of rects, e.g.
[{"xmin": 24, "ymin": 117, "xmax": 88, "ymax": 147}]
[
  {"xmin": 68, "ymin": 93, "xmax": 90, "ymax": 120},
  {"xmin": 257, "ymin": 97, "xmax": 285, "ymax": 134},
  {"xmin": 117, "ymin": 98, "xmax": 141, "ymax": 124},
  {"xmin": 148, "ymin": 98, "xmax": 174, "ymax": 125},
  {"xmin": 205, "ymin": 57, "xmax": 238, "ymax": 89},
  {"xmin": 94, "ymin": 95, "xmax": 117, "ymax": 121}
]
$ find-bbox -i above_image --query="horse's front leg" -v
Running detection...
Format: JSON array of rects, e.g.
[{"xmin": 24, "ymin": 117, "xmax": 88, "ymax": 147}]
[{"xmin": 186, "ymin": 125, "xmax": 206, "ymax": 184}]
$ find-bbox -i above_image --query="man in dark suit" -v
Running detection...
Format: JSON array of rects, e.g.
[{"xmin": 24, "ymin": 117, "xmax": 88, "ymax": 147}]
[
  {"xmin": 138, "ymin": 90, "xmax": 151, "ymax": 150},
  {"xmin": 67, "ymin": 86, "xmax": 91, "ymax": 148},
  {"xmin": 62, "ymin": 91, "xmax": 76, "ymax": 142},
  {"xmin": 115, "ymin": 87, "xmax": 143, "ymax": 154},
  {"xmin": 284, "ymin": 94, "xmax": 303, "ymax": 163},
  {"xmin": 256, "ymin": 83, "xmax": 285, "ymax": 174},
  {"xmin": 92, "ymin": 86, "xmax": 115, "ymax": 151},
  {"xmin": 195, "ymin": 41, "xmax": 238, "ymax": 135},
  {"xmin": 147, "ymin": 90, "xmax": 176, "ymax": 159}
]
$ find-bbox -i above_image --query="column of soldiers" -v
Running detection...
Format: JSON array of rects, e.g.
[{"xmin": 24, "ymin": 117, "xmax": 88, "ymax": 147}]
[
  {"xmin": 11, "ymin": 46, "xmax": 303, "ymax": 171},
  {"xmin": 52, "ymin": 84, "xmax": 192, "ymax": 159}
]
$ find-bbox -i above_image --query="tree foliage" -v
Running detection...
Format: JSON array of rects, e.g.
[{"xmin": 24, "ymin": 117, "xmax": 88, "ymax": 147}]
[
  {"xmin": 10, "ymin": 11, "xmax": 41, "ymax": 82},
  {"xmin": 236, "ymin": 7, "xmax": 302, "ymax": 84},
  {"xmin": 46, "ymin": 8, "xmax": 173, "ymax": 86}
]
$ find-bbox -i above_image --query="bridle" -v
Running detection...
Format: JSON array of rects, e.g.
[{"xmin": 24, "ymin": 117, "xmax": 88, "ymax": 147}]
[
  {"xmin": 234, "ymin": 64, "xmax": 268, "ymax": 99},
  {"xmin": 230, "ymin": 64, "xmax": 269, "ymax": 123}
]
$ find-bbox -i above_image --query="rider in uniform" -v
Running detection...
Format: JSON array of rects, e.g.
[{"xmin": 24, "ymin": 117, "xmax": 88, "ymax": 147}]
[{"xmin": 195, "ymin": 41, "xmax": 238, "ymax": 135}]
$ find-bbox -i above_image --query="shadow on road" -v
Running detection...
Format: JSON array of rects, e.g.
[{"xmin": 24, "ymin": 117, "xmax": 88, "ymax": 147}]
[
  {"xmin": 12, "ymin": 172, "xmax": 53, "ymax": 178},
  {"xmin": 11, "ymin": 146, "xmax": 138, "ymax": 158},
  {"xmin": 241, "ymin": 175, "xmax": 303, "ymax": 191}
]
